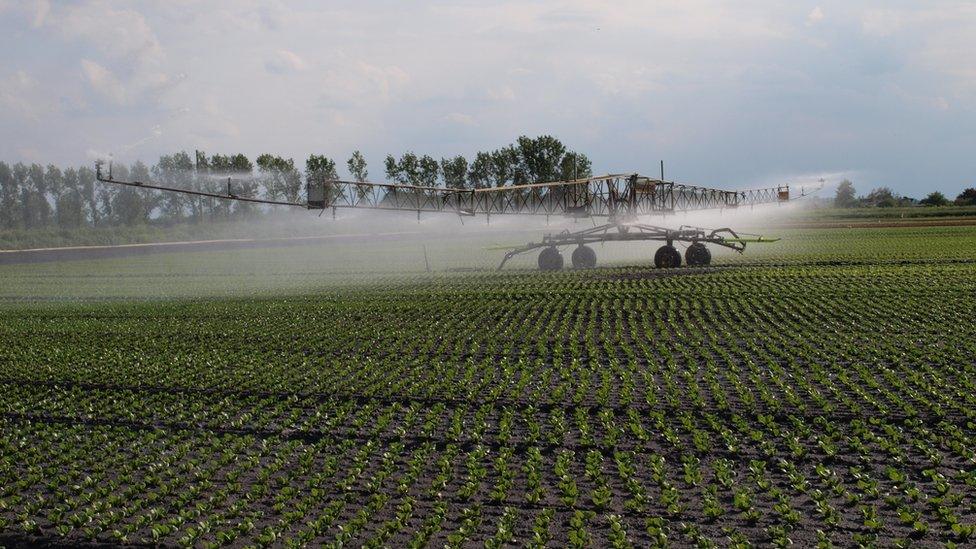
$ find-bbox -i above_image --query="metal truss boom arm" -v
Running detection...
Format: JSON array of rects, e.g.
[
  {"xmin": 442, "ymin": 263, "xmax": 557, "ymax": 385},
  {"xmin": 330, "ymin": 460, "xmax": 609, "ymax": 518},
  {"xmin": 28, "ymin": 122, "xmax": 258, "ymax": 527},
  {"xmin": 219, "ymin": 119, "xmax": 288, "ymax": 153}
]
[
  {"xmin": 95, "ymin": 162, "xmax": 305, "ymax": 207},
  {"xmin": 96, "ymin": 162, "xmax": 803, "ymax": 218}
]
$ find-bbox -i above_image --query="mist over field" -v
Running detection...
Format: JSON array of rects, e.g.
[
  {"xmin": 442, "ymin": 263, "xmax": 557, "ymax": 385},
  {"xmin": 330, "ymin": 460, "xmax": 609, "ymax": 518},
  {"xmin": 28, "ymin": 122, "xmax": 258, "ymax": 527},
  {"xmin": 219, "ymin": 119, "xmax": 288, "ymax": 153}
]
[
  {"xmin": 0, "ymin": 197, "xmax": 817, "ymax": 299},
  {"xmin": 8, "ymin": 199, "xmax": 967, "ymax": 303}
]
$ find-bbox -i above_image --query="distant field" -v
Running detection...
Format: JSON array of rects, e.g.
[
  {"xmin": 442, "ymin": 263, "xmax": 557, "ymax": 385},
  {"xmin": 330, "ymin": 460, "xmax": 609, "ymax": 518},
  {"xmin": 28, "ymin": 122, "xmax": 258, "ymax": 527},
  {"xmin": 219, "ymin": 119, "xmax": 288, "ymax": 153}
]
[
  {"xmin": 779, "ymin": 205, "xmax": 976, "ymax": 229},
  {"xmin": 806, "ymin": 205, "xmax": 976, "ymax": 220},
  {"xmin": 1, "ymin": 225, "xmax": 975, "ymax": 547}
]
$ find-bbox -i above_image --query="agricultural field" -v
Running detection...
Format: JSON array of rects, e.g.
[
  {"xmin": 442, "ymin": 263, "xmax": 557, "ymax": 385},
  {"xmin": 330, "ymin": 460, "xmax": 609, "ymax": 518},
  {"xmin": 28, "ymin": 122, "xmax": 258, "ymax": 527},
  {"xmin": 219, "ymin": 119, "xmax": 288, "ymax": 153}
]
[{"xmin": 1, "ymin": 224, "xmax": 976, "ymax": 547}]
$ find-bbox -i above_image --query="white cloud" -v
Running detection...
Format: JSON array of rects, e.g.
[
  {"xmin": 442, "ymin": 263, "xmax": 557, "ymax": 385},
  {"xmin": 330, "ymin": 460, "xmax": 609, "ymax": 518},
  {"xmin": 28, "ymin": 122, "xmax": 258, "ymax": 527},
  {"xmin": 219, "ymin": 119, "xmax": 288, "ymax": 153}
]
[
  {"xmin": 487, "ymin": 86, "xmax": 516, "ymax": 101},
  {"xmin": 861, "ymin": 9, "xmax": 905, "ymax": 37},
  {"xmin": 0, "ymin": 70, "xmax": 46, "ymax": 120},
  {"xmin": 862, "ymin": 6, "xmax": 976, "ymax": 97},
  {"xmin": 53, "ymin": 2, "xmax": 162, "ymax": 63},
  {"xmin": 806, "ymin": 6, "xmax": 824, "ymax": 26},
  {"xmin": 357, "ymin": 62, "xmax": 409, "ymax": 102},
  {"xmin": 214, "ymin": 5, "xmax": 289, "ymax": 33},
  {"xmin": 445, "ymin": 112, "xmax": 477, "ymax": 126},
  {"xmin": 255, "ymin": 6, "xmax": 285, "ymax": 30},
  {"xmin": 16, "ymin": 1, "xmax": 179, "ymax": 111},
  {"xmin": 580, "ymin": 2, "xmax": 789, "ymax": 41},
  {"xmin": 0, "ymin": 0, "xmax": 51, "ymax": 27},
  {"xmin": 11, "ymin": 70, "xmax": 35, "ymax": 89},
  {"xmin": 587, "ymin": 64, "xmax": 663, "ymax": 98},
  {"xmin": 265, "ymin": 49, "xmax": 308, "ymax": 73},
  {"xmin": 81, "ymin": 59, "xmax": 126, "ymax": 105},
  {"xmin": 30, "ymin": 0, "xmax": 49, "ymax": 28},
  {"xmin": 314, "ymin": 58, "xmax": 409, "ymax": 111}
]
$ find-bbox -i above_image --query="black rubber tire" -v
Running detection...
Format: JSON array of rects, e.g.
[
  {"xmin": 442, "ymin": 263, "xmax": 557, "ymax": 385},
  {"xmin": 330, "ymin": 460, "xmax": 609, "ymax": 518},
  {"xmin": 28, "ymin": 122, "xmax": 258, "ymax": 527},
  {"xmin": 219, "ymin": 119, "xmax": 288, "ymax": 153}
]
[
  {"xmin": 654, "ymin": 245, "xmax": 681, "ymax": 269},
  {"xmin": 571, "ymin": 245, "xmax": 597, "ymax": 269},
  {"xmin": 538, "ymin": 247, "xmax": 564, "ymax": 271},
  {"xmin": 685, "ymin": 243, "xmax": 712, "ymax": 266},
  {"xmin": 669, "ymin": 247, "xmax": 682, "ymax": 268}
]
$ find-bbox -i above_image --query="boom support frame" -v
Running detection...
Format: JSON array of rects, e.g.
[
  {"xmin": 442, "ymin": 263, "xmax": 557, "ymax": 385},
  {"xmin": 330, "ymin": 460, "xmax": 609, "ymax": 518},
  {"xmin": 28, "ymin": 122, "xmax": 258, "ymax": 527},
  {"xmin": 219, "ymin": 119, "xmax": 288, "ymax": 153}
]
[
  {"xmin": 94, "ymin": 161, "xmax": 806, "ymax": 271},
  {"xmin": 309, "ymin": 174, "xmax": 792, "ymax": 219},
  {"xmin": 96, "ymin": 162, "xmax": 799, "ymax": 220}
]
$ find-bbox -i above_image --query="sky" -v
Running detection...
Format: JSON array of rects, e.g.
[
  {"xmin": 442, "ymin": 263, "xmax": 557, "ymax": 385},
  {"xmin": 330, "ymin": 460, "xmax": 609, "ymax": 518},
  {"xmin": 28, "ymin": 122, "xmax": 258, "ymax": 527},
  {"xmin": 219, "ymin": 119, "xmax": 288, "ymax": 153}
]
[{"xmin": 0, "ymin": 1, "xmax": 974, "ymax": 197}]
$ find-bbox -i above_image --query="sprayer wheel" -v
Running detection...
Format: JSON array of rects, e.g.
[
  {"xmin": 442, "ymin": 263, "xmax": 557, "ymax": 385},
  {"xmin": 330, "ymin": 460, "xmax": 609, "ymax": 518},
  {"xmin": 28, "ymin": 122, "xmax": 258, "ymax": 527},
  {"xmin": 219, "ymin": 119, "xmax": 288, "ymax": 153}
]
[
  {"xmin": 654, "ymin": 245, "xmax": 682, "ymax": 269},
  {"xmin": 571, "ymin": 245, "xmax": 597, "ymax": 269},
  {"xmin": 685, "ymin": 243, "xmax": 711, "ymax": 266},
  {"xmin": 538, "ymin": 247, "xmax": 564, "ymax": 271}
]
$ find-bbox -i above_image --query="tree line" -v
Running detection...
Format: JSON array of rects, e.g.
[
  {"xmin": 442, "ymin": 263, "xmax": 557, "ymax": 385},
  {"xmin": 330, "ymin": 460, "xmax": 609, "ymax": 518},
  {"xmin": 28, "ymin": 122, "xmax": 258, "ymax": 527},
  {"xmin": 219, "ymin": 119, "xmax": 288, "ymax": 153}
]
[
  {"xmin": 384, "ymin": 135, "xmax": 590, "ymax": 188},
  {"xmin": 834, "ymin": 180, "xmax": 976, "ymax": 208},
  {"xmin": 0, "ymin": 135, "xmax": 591, "ymax": 231}
]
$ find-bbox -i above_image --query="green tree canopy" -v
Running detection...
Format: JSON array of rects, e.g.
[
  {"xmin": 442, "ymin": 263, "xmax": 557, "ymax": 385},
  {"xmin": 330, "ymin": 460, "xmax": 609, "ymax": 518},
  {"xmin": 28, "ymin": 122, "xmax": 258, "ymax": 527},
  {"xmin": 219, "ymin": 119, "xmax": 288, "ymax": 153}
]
[
  {"xmin": 919, "ymin": 191, "xmax": 949, "ymax": 206},
  {"xmin": 305, "ymin": 154, "xmax": 338, "ymax": 181},
  {"xmin": 25, "ymin": 163, "xmax": 50, "ymax": 228},
  {"xmin": 153, "ymin": 152, "xmax": 194, "ymax": 222},
  {"xmin": 516, "ymin": 135, "xmax": 566, "ymax": 184},
  {"xmin": 417, "ymin": 155, "xmax": 439, "ymax": 187},
  {"xmin": 112, "ymin": 161, "xmax": 152, "ymax": 226},
  {"xmin": 490, "ymin": 147, "xmax": 520, "ymax": 187},
  {"xmin": 0, "ymin": 161, "xmax": 18, "ymax": 229},
  {"xmin": 385, "ymin": 152, "xmax": 419, "ymax": 185},
  {"xmin": 467, "ymin": 152, "xmax": 492, "ymax": 189},
  {"xmin": 559, "ymin": 151, "xmax": 592, "ymax": 181},
  {"xmin": 834, "ymin": 180, "xmax": 857, "ymax": 208},
  {"xmin": 55, "ymin": 167, "xmax": 83, "ymax": 229},
  {"xmin": 1, "ymin": 135, "xmax": 603, "ymax": 229},
  {"xmin": 864, "ymin": 187, "xmax": 897, "ymax": 208},
  {"xmin": 55, "ymin": 167, "xmax": 84, "ymax": 229},
  {"xmin": 256, "ymin": 154, "xmax": 301, "ymax": 202},
  {"xmin": 223, "ymin": 154, "xmax": 257, "ymax": 217},
  {"xmin": 440, "ymin": 156, "xmax": 468, "ymax": 189},
  {"xmin": 956, "ymin": 188, "xmax": 976, "ymax": 206},
  {"xmin": 347, "ymin": 151, "xmax": 368, "ymax": 182}
]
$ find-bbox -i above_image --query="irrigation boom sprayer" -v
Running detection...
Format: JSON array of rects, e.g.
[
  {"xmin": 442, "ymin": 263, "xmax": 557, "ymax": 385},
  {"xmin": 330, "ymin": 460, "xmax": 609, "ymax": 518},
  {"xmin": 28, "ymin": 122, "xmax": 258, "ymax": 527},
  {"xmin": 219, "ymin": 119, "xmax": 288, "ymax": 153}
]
[{"xmin": 95, "ymin": 162, "xmax": 818, "ymax": 270}]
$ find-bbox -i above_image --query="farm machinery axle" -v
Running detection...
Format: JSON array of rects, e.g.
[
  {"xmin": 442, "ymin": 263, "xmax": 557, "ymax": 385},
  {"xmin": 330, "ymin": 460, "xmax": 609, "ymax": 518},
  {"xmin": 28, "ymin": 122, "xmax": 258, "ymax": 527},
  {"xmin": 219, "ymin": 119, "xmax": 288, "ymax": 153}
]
[{"xmin": 497, "ymin": 222, "xmax": 777, "ymax": 271}]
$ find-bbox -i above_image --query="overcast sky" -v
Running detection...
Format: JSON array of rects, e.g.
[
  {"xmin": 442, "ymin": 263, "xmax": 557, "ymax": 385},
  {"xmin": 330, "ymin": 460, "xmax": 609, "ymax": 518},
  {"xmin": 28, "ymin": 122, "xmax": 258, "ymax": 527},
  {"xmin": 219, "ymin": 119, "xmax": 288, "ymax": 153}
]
[{"xmin": 1, "ymin": 1, "xmax": 974, "ymax": 196}]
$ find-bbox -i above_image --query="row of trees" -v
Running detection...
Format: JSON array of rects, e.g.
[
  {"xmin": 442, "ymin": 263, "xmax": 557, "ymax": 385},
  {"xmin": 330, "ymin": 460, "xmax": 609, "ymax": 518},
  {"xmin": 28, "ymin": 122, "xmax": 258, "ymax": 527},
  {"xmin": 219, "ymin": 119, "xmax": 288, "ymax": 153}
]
[
  {"xmin": 384, "ymin": 135, "xmax": 591, "ymax": 189},
  {"xmin": 834, "ymin": 180, "xmax": 976, "ymax": 208},
  {"xmin": 923, "ymin": 188, "xmax": 976, "ymax": 207},
  {"xmin": 0, "ymin": 135, "xmax": 592, "ymax": 230},
  {"xmin": 0, "ymin": 151, "xmax": 362, "ymax": 230}
]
